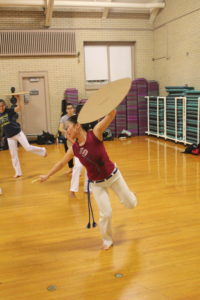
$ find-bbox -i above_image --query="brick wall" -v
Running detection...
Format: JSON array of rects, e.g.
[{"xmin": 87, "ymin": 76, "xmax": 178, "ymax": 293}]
[
  {"xmin": 0, "ymin": 11, "xmax": 154, "ymax": 133},
  {"xmin": 153, "ymin": 0, "xmax": 200, "ymax": 95}
]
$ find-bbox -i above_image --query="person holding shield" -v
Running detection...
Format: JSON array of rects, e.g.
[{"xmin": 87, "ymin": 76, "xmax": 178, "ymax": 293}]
[
  {"xmin": 0, "ymin": 97, "xmax": 47, "ymax": 178},
  {"xmin": 39, "ymin": 107, "xmax": 137, "ymax": 250}
]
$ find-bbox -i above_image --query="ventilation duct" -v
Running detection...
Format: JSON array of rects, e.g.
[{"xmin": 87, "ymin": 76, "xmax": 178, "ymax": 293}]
[{"xmin": 0, "ymin": 30, "xmax": 76, "ymax": 56}]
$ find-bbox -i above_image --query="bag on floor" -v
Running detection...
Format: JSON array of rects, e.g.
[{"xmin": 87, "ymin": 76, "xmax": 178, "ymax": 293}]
[
  {"xmin": 37, "ymin": 131, "xmax": 55, "ymax": 145},
  {"xmin": 182, "ymin": 143, "xmax": 200, "ymax": 155},
  {"xmin": 103, "ymin": 128, "xmax": 113, "ymax": 141}
]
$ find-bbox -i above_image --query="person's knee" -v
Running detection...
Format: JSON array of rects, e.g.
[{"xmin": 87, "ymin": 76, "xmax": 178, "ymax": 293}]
[
  {"xmin": 9, "ymin": 149, "xmax": 18, "ymax": 159},
  {"xmin": 100, "ymin": 208, "xmax": 112, "ymax": 219},
  {"xmin": 24, "ymin": 145, "xmax": 32, "ymax": 152},
  {"xmin": 9, "ymin": 150, "xmax": 16, "ymax": 157},
  {"xmin": 73, "ymin": 165, "xmax": 82, "ymax": 176},
  {"xmin": 124, "ymin": 192, "xmax": 137, "ymax": 209},
  {"xmin": 11, "ymin": 156, "xmax": 18, "ymax": 163},
  {"xmin": 74, "ymin": 164, "xmax": 81, "ymax": 171}
]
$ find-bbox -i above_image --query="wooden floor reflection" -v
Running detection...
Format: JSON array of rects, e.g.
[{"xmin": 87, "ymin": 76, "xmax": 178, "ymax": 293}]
[{"xmin": 0, "ymin": 136, "xmax": 200, "ymax": 300}]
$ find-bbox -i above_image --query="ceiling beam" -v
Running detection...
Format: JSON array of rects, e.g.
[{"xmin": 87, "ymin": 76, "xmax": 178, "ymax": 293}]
[
  {"xmin": 45, "ymin": 0, "xmax": 54, "ymax": 27},
  {"xmin": 51, "ymin": 1, "xmax": 166, "ymax": 9},
  {"xmin": 102, "ymin": 7, "xmax": 109, "ymax": 19},
  {"xmin": 0, "ymin": 0, "xmax": 165, "ymax": 10},
  {"xmin": 149, "ymin": 7, "xmax": 160, "ymax": 23},
  {"xmin": 102, "ymin": 0, "xmax": 112, "ymax": 19},
  {"xmin": 0, "ymin": 0, "xmax": 45, "ymax": 7},
  {"xmin": 44, "ymin": 0, "xmax": 47, "ymax": 14}
]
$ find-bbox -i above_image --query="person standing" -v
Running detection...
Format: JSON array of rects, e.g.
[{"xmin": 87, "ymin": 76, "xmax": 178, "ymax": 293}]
[
  {"xmin": 69, "ymin": 156, "xmax": 88, "ymax": 198},
  {"xmin": 59, "ymin": 102, "xmax": 75, "ymax": 173},
  {"xmin": 61, "ymin": 98, "xmax": 67, "ymax": 117},
  {"xmin": 0, "ymin": 97, "xmax": 47, "ymax": 178},
  {"xmin": 39, "ymin": 109, "xmax": 137, "ymax": 250}
]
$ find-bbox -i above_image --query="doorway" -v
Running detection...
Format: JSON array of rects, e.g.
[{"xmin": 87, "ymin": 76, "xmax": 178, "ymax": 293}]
[{"xmin": 19, "ymin": 71, "xmax": 51, "ymax": 136}]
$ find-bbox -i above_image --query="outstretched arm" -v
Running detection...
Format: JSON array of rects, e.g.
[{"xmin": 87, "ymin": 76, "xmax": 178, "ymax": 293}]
[
  {"xmin": 39, "ymin": 147, "xmax": 74, "ymax": 182},
  {"xmin": 59, "ymin": 122, "xmax": 67, "ymax": 136},
  {"xmin": 93, "ymin": 109, "xmax": 116, "ymax": 140},
  {"xmin": 14, "ymin": 95, "xmax": 23, "ymax": 112}
]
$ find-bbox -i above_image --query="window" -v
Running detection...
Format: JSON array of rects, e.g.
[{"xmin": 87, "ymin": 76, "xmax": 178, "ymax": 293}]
[{"xmin": 84, "ymin": 42, "xmax": 134, "ymax": 89}]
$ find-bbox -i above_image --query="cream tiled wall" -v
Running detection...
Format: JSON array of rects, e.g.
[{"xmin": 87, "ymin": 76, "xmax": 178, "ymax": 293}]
[
  {"xmin": 0, "ymin": 11, "xmax": 154, "ymax": 133},
  {"xmin": 153, "ymin": 0, "xmax": 200, "ymax": 95}
]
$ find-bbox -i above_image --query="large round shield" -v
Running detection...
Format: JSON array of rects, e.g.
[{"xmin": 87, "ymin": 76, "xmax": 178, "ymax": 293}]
[{"xmin": 78, "ymin": 78, "xmax": 131, "ymax": 124}]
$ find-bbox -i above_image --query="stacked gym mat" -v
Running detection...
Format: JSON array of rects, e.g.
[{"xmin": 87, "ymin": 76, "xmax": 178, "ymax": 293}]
[
  {"xmin": 110, "ymin": 78, "xmax": 159, "ymax": 137},
  {"xmin": 147, "ymin": 86, "xmax": 200, "ymax": 144},
  {"xmin": 146, "ymin": 79, "xmax": 162, "ymax": 135},
  {"xmin": 115, "ymin": 97, "xmax": 127, "ymax": 137},
  {"xmin": 185, "ymin": 90, "xmax": 200, "ymax": 143},
  {"xmin": 64, "ymin": 88, "xmax": 78, "ymax": 106},
  {"xmin": 64, "ymin": 79, "xmax": 159, "ymax": 138},
  {"xmin": 148, "ymin": 97, "xmax": 165, "ymax": 135}
]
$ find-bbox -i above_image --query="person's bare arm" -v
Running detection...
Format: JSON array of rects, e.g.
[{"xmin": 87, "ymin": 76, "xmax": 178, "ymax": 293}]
[
  {"xmin": 39, "ymin": 147, "xmax": 74, "ymax": 182},
  {"xmin": 93, "ymin": 109, "xmax": 116, "ymax": 140},
  {"xmin": 65, "ymin": 132, "xmax": 75, "ymax": 144},
  {"xmin": 59, "ymin": 122, "xmax": 67, "ymax": 135},
  {"xmin": 14, "ymin": 95, "xmax": 23, "ymax": 112}
]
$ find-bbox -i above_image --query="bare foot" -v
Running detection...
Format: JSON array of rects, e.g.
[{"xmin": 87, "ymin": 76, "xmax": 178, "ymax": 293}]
[
  {"xmin": 43, "ymin": 148, "xmax": 48, "ymax": 157},
  {"xmin": 0, "ymin": 188, "xmax": 2, "ymax": 195},
  {"xmin": 102, "ymin": 244, "xmax": 113, "ymax": 250},
  {"xmin": 69, "ymin": 191, "xmax": 76, "ymax": 198},
  {"xmin": 14, "ymin": 175, "xmax": 22, "ymax": 178}
]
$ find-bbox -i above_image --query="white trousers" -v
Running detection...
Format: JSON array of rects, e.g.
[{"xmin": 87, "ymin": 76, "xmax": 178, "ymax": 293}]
[
  {"xmin": 70, "ymin": 157, "xmax": 88, "ymax": 192},
  {"xmin": 90, "ymin": 169, "xmax": 137, "ymax": 248},
  {"xmin": 7, "ymin": 131, "xmax": 46, "ymax": 176}
]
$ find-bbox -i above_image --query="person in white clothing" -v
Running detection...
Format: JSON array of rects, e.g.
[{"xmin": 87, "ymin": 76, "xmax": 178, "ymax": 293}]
[
  {"xmin": 39, "ymin": 110, "xmax": 137, "ymax": 250},
  {"xmin": 66, "ymin": 103, "xmax": 90, "ymax": 198},
  {"xmin": 69, "ymin": 156, "xmax": 88, "ymax": 198},
  {"xmin": 65, "ymin": 129, "xmax": 88, "ymax": 198},
  {"xmin": 59, "ymin": 103, "xmax": 74, "ymax": 173},
  {"xmin": 0, "ymin": 97, "xmax": 47, "ymax": 178}
]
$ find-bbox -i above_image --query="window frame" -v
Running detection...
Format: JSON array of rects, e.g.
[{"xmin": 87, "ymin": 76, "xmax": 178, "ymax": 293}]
[{"xmin": 84, "ymin": 41, "xmax": 135, "ymax": 90}]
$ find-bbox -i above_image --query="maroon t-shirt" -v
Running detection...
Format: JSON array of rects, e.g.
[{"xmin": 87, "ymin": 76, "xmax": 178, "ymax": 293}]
[{"xmin": 72, "ymin": 131, "xmax": 115, "ymax": 181}]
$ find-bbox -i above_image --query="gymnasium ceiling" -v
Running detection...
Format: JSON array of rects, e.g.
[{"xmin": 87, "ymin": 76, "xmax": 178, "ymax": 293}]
[{"xmin": 0, "ymin": 0, "xmax": 165, "ymax": 26}]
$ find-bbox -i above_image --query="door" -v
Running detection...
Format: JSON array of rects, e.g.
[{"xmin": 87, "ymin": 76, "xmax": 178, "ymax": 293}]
[{"xmin": 20, "ymin": 72, "xmax": 50, "ymax": 135}]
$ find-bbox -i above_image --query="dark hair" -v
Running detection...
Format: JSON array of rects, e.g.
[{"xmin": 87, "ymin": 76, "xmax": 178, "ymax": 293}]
[
  {"xmin": 66, "ymin": 103, "xmax": 73, "ymax": 108},
  {"xmin": 67, "ymin": 114, "xmax": 90, "ymax": 132},
  {"xmin": 75, "ymin": 104, "xmax": 83, "ymax": 115},
  {"xmin": 0, "ymin": 99, "xmax": 6, "ymax": 105},
  {"xmin": 74, "ymin": 104, "xmax": 98, "ymax": 130},
  {"xmin": 68, "ymin": 114, "xmax": 78, "ymax": 125}
]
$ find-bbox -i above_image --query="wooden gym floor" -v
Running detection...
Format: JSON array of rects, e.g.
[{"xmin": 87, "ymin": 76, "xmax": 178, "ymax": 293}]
[{"xmin": 0, "ymin": 136, "xmax": 200, "ymax": 300}]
